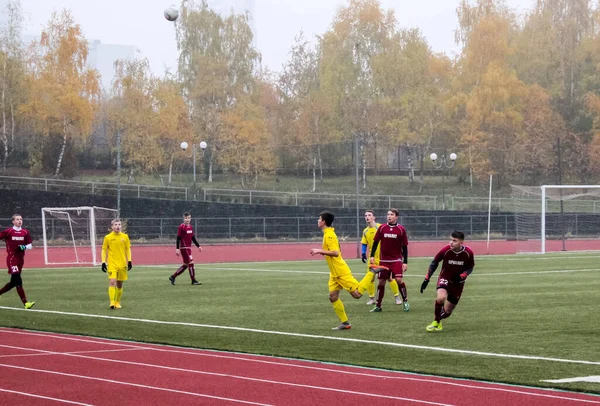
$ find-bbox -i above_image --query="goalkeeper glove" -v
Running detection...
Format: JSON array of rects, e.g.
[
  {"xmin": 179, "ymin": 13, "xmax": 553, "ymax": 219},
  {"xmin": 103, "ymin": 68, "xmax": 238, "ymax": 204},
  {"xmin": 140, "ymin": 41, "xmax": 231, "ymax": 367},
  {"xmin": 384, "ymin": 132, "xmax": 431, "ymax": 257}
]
[
  {"xmin": 101, "ymin": 263, "xmax": 107, "ymax": 273},
  {"xmin": 361, "ymin": 253, "xmax": 367, "ymax": 263},
  {"xmin": 127, "ymin": 261, "xmax": 132, "ymax": 271},
  {"xmin": 420, "ymin": 278, "xmax": 429, "ymax": 294},
  {"xmin": 18, "ymin": 245, "xmax": 26, "ymax": 251}
]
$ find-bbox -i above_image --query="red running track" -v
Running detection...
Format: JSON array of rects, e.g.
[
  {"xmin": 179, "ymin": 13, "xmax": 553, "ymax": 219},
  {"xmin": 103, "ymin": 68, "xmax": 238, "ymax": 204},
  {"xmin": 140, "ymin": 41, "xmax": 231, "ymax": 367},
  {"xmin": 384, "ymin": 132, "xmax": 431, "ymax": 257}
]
[
  {"xmin": 0, "ymin": 328, "xmax": 598, "ymax": 405},
  {"xmin": 6, "ymin": 239, "xmax": 600, "ymax": 268}
]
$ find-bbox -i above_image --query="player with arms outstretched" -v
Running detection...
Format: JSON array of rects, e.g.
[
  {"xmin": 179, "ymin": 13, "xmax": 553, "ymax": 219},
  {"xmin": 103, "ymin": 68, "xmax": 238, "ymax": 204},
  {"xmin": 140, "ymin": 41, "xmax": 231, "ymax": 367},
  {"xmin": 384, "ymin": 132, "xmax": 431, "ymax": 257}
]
[
  {"xmin": 169, "ymin": 212, "xmax": 202, "ymax": 285},
  {"xmin": 420, "ymin": 231, "xmax": 474, "ymax": 332},
  {"xmin": 369, "ymin": 208, "xmax": 409, "ymax": 312},
  {"xmin": 0, "ymin": 214, "xmax": 35, "ymax": 309},
  {"xmin": 101, "ymin": 219, "xmax": 132, "ymax": 309},
  {"xmin": 311, "ymin": 211, "xmax": 381, "ymax": 330},
  {"xmin": 361, "ymin": 210, "xmax": 401, "ymax": 305}
]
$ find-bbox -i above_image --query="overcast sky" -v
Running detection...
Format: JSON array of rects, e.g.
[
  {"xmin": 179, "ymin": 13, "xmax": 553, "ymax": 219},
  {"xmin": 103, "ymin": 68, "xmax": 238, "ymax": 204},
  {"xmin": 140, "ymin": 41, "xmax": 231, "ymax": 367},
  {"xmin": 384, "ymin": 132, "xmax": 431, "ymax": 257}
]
[{"xmin": 5, "ymin": 0, "xmax": 534, "ymax": 76}]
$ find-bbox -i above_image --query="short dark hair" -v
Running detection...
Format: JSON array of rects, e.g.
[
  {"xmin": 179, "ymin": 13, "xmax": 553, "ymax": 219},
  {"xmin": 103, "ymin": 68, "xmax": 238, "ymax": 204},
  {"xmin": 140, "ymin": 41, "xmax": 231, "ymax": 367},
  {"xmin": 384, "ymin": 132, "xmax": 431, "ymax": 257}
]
[
  {"xmin": 319, "ymin": 211, "xmax": 335, "ymax": 226},
  {"xmin": 451, "ymin": 231, "xmax": 465, "ymax": 240},
  {"xmin": 183, "ymin": 212, "xmax": 191, "ymax": 217},
  {"xmin": 388, "ymin": 208, "xmax": 400, "ymax": 216},
  {"xmin": 11, "ymin": 213, "xmax": 22, "ymax": 221},
  {"xmin": 365, "ymin": 209, "xmax": 375, "ymax": 216}
]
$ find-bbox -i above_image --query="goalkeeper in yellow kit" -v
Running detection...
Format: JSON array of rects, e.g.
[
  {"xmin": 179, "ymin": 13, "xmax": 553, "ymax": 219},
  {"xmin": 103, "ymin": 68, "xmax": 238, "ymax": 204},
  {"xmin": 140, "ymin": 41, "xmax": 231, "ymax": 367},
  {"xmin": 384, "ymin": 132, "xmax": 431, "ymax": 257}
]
[
  {"xmin": 310, "ymin": 211, "xmax": 383, "ymax": 330},
  {"xmin": 361, "ymin": 210, "xmax": 401, "ymax": 305},
  {"xmin": 101, "ymin": 219, "xmax": 132, "ymax": 309}
]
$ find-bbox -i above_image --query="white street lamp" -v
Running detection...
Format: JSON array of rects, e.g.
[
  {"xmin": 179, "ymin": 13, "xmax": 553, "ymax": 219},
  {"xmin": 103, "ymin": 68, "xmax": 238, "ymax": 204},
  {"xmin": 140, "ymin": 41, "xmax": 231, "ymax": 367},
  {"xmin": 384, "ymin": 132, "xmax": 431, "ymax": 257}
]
[
  {"xmin": 430, "ymin": 152, "xmax": 458, "ymax": 210},
  {"xmin": 180, "ymin": 141, "xmax": 208, "ymax": 199}
]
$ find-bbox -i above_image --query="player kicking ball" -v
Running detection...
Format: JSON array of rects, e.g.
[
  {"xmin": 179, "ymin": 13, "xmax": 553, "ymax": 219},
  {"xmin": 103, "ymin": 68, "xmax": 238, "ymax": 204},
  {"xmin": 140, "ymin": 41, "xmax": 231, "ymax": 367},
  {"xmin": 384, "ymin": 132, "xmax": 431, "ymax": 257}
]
[{"xmin": 420, "ymin": 231, "xmax": 474, "ymax": 332}]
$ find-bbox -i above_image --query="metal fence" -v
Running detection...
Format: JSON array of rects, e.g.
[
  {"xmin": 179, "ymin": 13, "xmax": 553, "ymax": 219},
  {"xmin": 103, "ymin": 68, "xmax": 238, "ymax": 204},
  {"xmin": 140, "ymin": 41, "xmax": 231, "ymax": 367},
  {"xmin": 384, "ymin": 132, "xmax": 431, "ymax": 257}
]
[
  {"xmin": 4, "ymin": 175, "xmax": 600, "ymax": 212},
  {"xmin": 0, "ymin": 175, "xmax": 189, "ymax": 200},
  {"xmin": 11, "ymin": 213, "xmax": 595, "ymax": 243}
]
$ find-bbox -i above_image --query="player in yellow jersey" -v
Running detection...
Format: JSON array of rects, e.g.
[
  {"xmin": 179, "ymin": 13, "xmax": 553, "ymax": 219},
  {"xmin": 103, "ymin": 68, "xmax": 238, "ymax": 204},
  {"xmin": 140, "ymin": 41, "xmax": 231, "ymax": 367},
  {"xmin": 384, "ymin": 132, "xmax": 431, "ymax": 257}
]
[
  {"xmin": 101, "ymin": 219, "xmax": 132, "ymax": 309},
  {"xmin": 361, "ymin": 210, "xmax": 401, "ymax": 305},
  {"xmin": 310, "ymin": 211, "xmax": 381, "ymax": 330}
]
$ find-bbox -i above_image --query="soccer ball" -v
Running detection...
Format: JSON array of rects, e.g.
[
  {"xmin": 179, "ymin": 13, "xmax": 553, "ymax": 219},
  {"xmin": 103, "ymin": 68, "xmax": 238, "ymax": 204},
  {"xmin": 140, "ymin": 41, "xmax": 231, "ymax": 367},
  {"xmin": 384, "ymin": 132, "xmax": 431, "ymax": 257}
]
[
  {"xmin": 180, "ymin": 142, "xmax": 188, "ymax": 151},
  {"xmin": 164, "ymin": 7, "xmax": 179, "ymax": 22}
]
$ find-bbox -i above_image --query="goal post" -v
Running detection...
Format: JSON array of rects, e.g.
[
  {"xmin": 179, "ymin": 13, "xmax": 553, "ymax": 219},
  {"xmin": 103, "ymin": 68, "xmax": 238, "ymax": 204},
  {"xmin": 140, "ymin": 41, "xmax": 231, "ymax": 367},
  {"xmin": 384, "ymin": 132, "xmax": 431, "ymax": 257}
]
[
  {"xmin": 511, "ymin": 185, "xmax": 600, "ymax": 254},
  {"xmin": 41, "ymin": 206, "xmax": 118, "ymax": 265}
]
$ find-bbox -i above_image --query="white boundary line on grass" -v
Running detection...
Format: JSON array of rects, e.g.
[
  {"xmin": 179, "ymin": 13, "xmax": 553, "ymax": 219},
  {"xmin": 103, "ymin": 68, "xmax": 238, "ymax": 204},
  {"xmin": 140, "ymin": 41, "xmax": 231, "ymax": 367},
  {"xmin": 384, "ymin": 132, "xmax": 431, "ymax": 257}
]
[
  {"xmin": 0, "ymin": 388, "xmax": 93, "ymax": 405},
  {"xmin": 1, "ymin": 306, "xmax": 600, "ymax": 367},
  {"xmin": 1, "ymin": 329, "xmax": 600, "ymax": 404},
  {"xmin": 21, "ymin": 265, "xmax": 600, "ymax": 279},
  {"xmin": 204, "ymin": 267, "xmax": 600, "ymax": 278}
]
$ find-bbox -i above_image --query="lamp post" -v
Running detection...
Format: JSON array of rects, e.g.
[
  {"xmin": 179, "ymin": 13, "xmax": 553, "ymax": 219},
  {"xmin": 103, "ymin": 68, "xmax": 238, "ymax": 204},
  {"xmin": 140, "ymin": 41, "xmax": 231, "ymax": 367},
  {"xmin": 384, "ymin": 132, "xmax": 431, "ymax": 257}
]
[
  {"xmin": 180, "ymin": 141, "xmax": 208, "ymax": 200},
  {"xmin": 430, "ymin": 152, "xmax": 457, "ymax": 210}
]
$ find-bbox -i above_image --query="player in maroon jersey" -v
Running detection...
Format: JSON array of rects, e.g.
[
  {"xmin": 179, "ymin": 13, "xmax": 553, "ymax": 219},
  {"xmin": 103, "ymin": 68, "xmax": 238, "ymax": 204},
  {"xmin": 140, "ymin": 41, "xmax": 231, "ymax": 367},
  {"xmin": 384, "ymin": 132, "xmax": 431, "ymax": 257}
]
[
  {"xmin": 420, "ymin": 231, "xmax": 475, "ymax": 332},
  {"xmin": 169, "ymin": 212, "xmax": 202, "ymax": 285},
  {"xmin": 0, "ymin": 214, "xmax": 35, "ymax": 308},
  {"xmin": 369, "ymin": 208, "xmax": 410, "ymax": 313}
]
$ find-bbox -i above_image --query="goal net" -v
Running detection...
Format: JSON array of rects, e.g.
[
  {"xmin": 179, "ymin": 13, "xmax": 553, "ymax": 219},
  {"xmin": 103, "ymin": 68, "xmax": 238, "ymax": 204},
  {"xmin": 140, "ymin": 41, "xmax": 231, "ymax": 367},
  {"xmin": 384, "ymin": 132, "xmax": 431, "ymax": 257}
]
[
  {"xmin": 510, "ymin": 185, "xmax": 600, "ymax": 254},
  {"xmin": 41, "ymin": 206, "xmax": 118, "ymax": 265}
]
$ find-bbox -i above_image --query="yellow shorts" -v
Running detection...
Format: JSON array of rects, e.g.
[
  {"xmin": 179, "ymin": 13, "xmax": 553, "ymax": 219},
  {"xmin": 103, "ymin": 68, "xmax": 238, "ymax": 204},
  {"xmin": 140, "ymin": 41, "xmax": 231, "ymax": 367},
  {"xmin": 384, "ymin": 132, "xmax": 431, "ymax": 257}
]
[
  {"xmin": 328, "ymin": 273, "xmax": 359, "ymax": 293},
  {"xmin": 107, "ymin": 266, "xmax": 128, "ymax": 281}
]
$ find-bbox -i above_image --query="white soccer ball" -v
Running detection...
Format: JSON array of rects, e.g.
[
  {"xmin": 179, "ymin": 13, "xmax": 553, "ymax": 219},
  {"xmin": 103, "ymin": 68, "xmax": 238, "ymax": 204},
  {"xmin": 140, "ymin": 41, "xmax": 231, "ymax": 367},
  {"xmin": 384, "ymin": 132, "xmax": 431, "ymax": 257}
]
[
  {"xmin": 164, "ymin": 7, "xmax": 179, "ymax": 22},
  {"xmin": 180, "ymin": 141, "xmax": 188, "ymax": 151}
]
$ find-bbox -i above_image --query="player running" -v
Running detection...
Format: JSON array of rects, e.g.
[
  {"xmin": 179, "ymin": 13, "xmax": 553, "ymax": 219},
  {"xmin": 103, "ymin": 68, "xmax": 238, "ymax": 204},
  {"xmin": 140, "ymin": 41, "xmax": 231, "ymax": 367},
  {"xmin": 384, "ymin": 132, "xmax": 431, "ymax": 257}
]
[
  {"xmin": 361, "ymin": 210, "xmax": 401, "ymax": 305},
  {"xmin": 169, "ymin": 212, "xmax": 202, "ymax": 285},
  {"xmin": 369, "ymin": 208, "xmax": 409, "ymax": 312},
  {"xmin": 0, "ymin": 214, "xmax": 35, "ymax": 309},
  {"xmin": 420, "ymin": 231, "xmax": 475, "ymax": 332},
  {"xmin": 311, "ymin": 211, "xmax": 382, "ymax": 330}
]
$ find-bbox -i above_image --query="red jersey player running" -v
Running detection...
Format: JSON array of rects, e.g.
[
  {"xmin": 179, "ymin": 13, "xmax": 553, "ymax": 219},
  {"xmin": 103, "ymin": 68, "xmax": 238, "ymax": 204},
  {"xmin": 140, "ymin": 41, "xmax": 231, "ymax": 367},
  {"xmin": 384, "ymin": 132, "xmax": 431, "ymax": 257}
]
[
  {"xmin": 369, "ymin": 208, "xmax": 410, "ymax": 313},
  {"xmin": 169, "ymin": 212, "xmax": 202, "ymax": 285},
  {"xmin": 0, "ymin": 214, "xmax": 35, "ymax": 309},
  {"xmin": 420, "ymin": 231, "xmax": 475, "ymax": 332}
]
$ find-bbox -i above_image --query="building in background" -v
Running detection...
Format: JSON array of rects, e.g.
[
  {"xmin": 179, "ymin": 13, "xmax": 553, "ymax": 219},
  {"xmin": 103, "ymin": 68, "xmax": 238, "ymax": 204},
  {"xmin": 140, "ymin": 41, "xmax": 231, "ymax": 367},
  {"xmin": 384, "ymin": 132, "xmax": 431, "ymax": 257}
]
[{"xmin": 22, "ymin": 35, "xmax": 136, "ymax": 91}]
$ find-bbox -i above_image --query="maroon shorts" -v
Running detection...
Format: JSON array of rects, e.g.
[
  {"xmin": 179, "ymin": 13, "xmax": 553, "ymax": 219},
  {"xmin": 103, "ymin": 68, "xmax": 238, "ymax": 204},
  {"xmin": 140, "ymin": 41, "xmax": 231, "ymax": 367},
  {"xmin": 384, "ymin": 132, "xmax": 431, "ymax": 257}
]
[
  {"xmin": 6, "ymin": 257, "xmax": 23, "ymax": 274},
  {"xmin": 436, "ymin": 277, "xmax": 465, "ymax": 305},
  {"xmin": 180, "ymin": 248, "xmax": 194, "ymax": 265},
  {"xmin": 378, "ymin": 261, "xmax": 403, "ymax": 280}
]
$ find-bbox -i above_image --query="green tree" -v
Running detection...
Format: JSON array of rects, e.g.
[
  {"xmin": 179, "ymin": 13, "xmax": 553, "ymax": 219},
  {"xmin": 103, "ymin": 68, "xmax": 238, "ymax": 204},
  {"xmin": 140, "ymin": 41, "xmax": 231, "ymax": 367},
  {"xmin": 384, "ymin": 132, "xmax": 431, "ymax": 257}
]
[
  {"xmin": 0, "ymin": 0, "xmax": 25, "ymax": 170},
  {"xmin": 153, "ymin": 75, "xmax": 192, "ymax": 184},
  {"xmin": 20, "ymin": 9, "xmax": 100, "ymax": 177},
  {"xmin": 318, "ymin": 0, "xmax": 397, "ymax": 189},
  {"xmin": 220, "ymin": 94, "xmax": 276, "ymax": 188},
  {"xmin": 176, "ymin": 0, "xmax": 260, "ymax": 182},
  {"xmin": 107, "ymin": 58, "xmax": 161, "ymax": 180}
]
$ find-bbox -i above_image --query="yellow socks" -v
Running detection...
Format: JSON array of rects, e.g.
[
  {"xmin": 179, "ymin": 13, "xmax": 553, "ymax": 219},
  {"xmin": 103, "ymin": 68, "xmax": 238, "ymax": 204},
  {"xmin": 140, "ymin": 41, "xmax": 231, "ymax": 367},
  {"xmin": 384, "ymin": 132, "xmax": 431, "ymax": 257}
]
[
  {"xmin": 115, "ymin": 287, "xmax": 123, "ymax": 304},
  {"xmin": 390, "ymin": 279, "xmax": 400, "ymax": 297},
  {"xmin": 108, "ymin": 286, "xmax": 116, "ymax": 304},
  {"xmin": 331, "ymin": 299, "xmax": 348, "ymax": 323}
]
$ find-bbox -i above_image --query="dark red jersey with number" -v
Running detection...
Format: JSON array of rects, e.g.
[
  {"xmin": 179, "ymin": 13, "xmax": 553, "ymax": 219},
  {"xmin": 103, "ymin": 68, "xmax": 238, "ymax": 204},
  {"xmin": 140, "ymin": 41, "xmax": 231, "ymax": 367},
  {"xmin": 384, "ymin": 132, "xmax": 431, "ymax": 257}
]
[
  {"xmin": 177, "ymin": 223, "xmax": 195, "ymax": 248},
  {"xmin": 373, "ymin": 223, "xmax": 408, "ymax": 262},
  {"xmin": 0, "ymin": 227, "xmax": 32, "ymax": 261},
  {"xmin": 433, "ymin": 245, "xmax": 475, "ymax": 280}
]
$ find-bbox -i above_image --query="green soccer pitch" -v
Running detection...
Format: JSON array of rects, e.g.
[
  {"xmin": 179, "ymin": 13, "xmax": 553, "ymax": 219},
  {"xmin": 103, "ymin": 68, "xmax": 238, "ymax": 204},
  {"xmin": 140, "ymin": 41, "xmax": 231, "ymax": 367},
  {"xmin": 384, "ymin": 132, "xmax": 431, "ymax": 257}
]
[{"xmin": 0, "ymin": 254, "xmax": 599, "ymax": 394}]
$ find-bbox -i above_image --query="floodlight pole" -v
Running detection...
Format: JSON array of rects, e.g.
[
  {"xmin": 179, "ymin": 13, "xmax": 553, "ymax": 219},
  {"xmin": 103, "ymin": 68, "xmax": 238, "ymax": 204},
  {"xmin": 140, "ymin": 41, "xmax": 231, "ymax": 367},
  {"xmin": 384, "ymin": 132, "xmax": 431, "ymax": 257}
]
[
  {"xmin": 557, "ymin": 136, "xmax": 566, "ymax": 251},
  {"xmin": 541, "ymin": 185, "xmax": 546, "ymax": 254},
  {"xmin": 116, "ymin": 130, "xmax": 122, "ymax": 218},
  {"xmin": 355, "ymin": 134, "xmax": 361, "ymax": 258}
]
